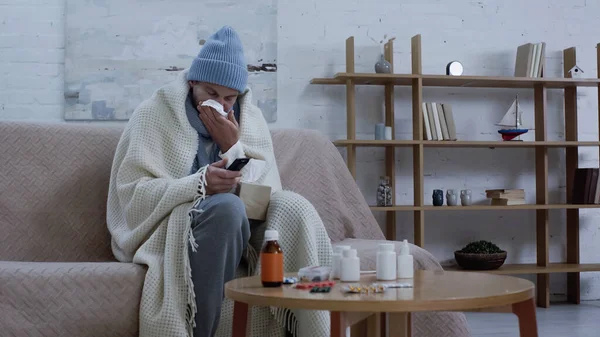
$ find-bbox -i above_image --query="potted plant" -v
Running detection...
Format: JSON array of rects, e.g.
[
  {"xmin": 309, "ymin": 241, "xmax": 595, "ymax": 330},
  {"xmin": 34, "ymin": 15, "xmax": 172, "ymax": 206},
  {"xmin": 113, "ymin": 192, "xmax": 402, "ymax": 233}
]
[{"xmin": 454, "ymin": 240, "xmax": 507, "ymax": 270}]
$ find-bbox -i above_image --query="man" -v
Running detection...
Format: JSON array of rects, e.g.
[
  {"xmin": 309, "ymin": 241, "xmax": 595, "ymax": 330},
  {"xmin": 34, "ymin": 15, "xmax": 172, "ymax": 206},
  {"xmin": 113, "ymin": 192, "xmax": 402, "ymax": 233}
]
[{"xmin": 106, "ymin": 26, "xmax": 332, "ymax": 337}]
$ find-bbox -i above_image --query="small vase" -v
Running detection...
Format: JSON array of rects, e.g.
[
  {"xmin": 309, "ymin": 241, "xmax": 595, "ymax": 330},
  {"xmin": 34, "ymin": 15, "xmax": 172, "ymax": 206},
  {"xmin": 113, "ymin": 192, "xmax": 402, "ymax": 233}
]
[
  {"xmin": 446, "ymin": 189, "xmax": 458, "ymax": 206},
  {"xmin": 375, "ymin": 123, "xmax": 385, "ymax": 140},
  {"xmin": 433, "ymin": 189, "xmax": 444, "ymax": 206},
  {"xmin": 375, "ymin": 54, "xmax": 392, "ymax": 74},
  {"xmin": 460, "ymin": 189, "xmax": 472, "ymax": 206}
]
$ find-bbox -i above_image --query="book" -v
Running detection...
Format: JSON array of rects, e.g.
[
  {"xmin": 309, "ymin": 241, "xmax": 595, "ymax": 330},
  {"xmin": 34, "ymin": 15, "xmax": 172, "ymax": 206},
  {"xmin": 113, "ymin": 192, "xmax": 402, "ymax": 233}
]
[
  {"xmin": 594, "ymin": 172, "xmax": 600, "ymax": 204},
  {"xmin": 514, "ymin": 42, "xmax": 545, "ymax": 78},
  {"xmin": 571, "ymin": 168, "xmax": 599, "ymax": 204},
  {"xmin": 422, "ymin": 102, "xmax": 432, "ymax": 140},
  {"xmin": 572, "ymin": 168, "xmax": 587, "ymax": 204},
  {"xmin": 431, "ymin": 102, "xmax": 443, "ymax": 140},
  {"xmin": 531, "ymin": 42, "xmax": 546, "ymax": 78},
  {"xmin": 426, "ymin": 103, "xmax": 438, "ymax": 140},
  {"xmin": 530, "ymin": 43, "xmax": 539, "ymax": 77},
  {"xmin": 514, "ymin": 43, "xmax": 533, "ymax": 77},
  {"xmin": 486, "ymin": 189, "xmax": 525, "ymax": 199},
  {"xmin": 583, "ymin": 169, "xmax": 594, "ymax": 204},
  {"xmin": 441, "ymin": 103, "xmax": 457, "ymax": 140},
  {"xmin": 586, "ymin": 169, "xmax": 599, "ymax": 204},
  {"xmin": 436, "ymin": 103, "xmax": 450, "ymax": 140},
  {"xmin": 491, "ymin": 198, "xmax": 526, "ymax": 206},
  {"xmin": 537, "ymin": 42, "xmax": 546, "ymax": 77}
]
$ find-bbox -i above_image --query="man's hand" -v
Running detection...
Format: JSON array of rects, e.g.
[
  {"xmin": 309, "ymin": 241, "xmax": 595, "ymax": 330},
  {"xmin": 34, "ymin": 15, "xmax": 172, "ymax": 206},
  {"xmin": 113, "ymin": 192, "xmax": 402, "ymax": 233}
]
[
  {"xmin": 205, "ymin": 158, "xmax": 241, "ymax": 195},
  {"xmin": 198, "ymin": 105, "xmax": 239, "ymax": 153}
]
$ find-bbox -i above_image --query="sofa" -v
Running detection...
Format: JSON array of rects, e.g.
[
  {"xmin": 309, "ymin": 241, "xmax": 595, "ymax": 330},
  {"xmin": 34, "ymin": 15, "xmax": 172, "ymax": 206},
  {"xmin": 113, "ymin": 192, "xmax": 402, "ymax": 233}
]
[{"xmin": 0, "ymin": 121, "xmax": 470, "ymax": 337}]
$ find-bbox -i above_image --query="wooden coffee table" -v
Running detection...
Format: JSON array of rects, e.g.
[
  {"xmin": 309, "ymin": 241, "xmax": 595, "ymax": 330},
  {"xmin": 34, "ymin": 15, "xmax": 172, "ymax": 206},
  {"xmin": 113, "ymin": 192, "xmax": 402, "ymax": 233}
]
[{"xmin": 225, "ymin": 270, "xmax": 538, "ymax": 337}]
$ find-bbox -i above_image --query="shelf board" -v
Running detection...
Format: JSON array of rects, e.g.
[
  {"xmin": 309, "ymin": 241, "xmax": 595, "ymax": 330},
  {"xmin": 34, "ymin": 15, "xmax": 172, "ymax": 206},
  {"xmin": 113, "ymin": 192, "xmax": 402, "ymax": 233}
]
[
  {"xmin": 333, "ymin": 140, "xmax": 417, "ymax": 147},
  {"xmin": 445, "ymin": 263, "xmax": 600, "ymax": 275},
  {"xmin": 420, "ymin": 74, "xmax": 600, "ymax": 89},
  {"xmin": 370, "ymin": 205, "xmax": 418, "ymax": 211},
  {"xmin": 369, "ymin": 204, "xmax": 600, "ymax": 211},
  {"xmin": 310, "ymin": 73, "xmax": 600, "ymax": 88},
  {"xmin": 422, "ymin": 140, "xmax": 600, "ymax": 148},
  {"xmin": 309, "ymin": 78, "xmax": 344, "ymax": 85},
  {"xmin": 334, "ymin": 140, "xmax": 600, "ymax": 148}
]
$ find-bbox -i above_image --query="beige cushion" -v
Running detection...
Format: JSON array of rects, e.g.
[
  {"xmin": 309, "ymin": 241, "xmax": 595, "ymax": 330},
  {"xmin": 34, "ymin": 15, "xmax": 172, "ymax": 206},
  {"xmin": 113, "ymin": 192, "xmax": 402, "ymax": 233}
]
[
  {"xmin": 0, "ymin": 122, "xmax": 123, "ymax": 262},
  {"xmin": 0, "ymin": 261, "xmax": 145, "ymax": 336}
]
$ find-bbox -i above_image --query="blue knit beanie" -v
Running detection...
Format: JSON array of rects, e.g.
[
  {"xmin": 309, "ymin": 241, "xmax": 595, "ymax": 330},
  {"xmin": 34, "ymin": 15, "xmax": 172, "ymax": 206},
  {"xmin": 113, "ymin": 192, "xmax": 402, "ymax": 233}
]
[{"xmin": 187, "ymin": 26, "xmax": 248, "ymax": 93}]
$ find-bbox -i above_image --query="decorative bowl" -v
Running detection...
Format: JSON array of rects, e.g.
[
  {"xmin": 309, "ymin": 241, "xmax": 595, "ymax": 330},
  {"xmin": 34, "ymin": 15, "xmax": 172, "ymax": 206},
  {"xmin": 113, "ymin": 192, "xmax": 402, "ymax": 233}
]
[{"xmin": 454, "ymin": 251, "xmax": 507, "ymax": 270}]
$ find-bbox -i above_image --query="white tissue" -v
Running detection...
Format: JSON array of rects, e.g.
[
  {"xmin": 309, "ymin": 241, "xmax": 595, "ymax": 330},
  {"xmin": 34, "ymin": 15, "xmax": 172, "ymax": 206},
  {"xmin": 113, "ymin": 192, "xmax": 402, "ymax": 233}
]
[
  {"xmin": 241, "ymin": 159, "xmax": 266, "ymax": 183},
  {"xmin": 200, "ymin": 99, "xmax": 228, "ymax": 117}
]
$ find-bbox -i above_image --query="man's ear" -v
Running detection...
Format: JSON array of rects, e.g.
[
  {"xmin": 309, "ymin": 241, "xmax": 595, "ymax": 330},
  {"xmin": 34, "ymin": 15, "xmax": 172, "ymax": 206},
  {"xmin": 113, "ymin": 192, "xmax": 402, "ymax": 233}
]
[{"xmin": 188, "ymin": 80, "xmax": 196, "ymax": 87}]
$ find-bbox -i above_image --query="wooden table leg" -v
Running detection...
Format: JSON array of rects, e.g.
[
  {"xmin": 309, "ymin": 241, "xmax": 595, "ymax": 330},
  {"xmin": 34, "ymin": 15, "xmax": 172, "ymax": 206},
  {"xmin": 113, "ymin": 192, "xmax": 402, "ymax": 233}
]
[
  {"xmin": 388, "ymin": 312, "xmax": 411, "ymax": 337},
  {"xmin": 331, "ymin": 312, "xmax": 346, "ymax": 337},
  {"xmin": 350, "ymin": 318, "xmax": 367, "ymax": 336},
  {"xmin": 367, "ymin": 313, "xmax": 381, "ymax": 337},
  {"xmin": 232, "ymin": 301, "xmax": 249, "ymax": 337},
  {"xmin": 512, "ymin": 298, "xmax": 538, "ymax": 337}
]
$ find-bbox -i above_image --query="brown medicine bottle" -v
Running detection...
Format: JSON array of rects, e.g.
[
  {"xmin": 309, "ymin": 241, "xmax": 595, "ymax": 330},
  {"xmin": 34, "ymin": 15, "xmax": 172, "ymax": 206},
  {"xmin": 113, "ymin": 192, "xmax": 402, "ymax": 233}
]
[{"xmin": 260, "ymin": 230, "xmax": 284, "ymax": 287}]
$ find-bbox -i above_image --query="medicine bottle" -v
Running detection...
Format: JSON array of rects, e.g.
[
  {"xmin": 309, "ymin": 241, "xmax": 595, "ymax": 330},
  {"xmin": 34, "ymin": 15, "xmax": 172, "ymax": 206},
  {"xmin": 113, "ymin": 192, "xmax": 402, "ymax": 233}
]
[
  {"xmin": 340, "ymin": 248, "xmax": 360, "ymax": 282},
  {"xmin": 376, "ymin": 243, "xmax": 397, "ymax": 281},
  {"xmin": 261, "ymin": 230, "xmax": 284, "ymax": 287},
  {"xmin": 397, "ymin": 239, "xmax": 414, "ymax": 279},
  {"xmin": 331, "ymin": 245, "xmax": 351, "ymax": 279}
]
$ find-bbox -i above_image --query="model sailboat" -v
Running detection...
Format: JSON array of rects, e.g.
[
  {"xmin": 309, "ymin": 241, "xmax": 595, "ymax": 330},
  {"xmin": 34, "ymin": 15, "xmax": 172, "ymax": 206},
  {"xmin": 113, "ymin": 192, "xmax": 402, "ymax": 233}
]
[{"xmin": 496, "ymin": 95, "xmax": 532, "ymax": 141}]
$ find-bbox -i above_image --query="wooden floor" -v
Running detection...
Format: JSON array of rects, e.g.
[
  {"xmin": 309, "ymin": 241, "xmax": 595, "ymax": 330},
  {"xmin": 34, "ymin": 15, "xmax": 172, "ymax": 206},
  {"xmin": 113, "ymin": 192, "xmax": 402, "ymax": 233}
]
[{"xmin": 466, "ymin": 301, "xmax": 600, "ymax": 337}]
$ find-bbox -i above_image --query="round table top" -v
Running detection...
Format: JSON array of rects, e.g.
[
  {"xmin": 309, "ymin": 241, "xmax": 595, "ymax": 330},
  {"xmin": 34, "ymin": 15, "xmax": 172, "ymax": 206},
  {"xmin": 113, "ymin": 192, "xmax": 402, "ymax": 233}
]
[{"xmin": 224, "ymin": 270, "xmax": 535, "ymax": 312}]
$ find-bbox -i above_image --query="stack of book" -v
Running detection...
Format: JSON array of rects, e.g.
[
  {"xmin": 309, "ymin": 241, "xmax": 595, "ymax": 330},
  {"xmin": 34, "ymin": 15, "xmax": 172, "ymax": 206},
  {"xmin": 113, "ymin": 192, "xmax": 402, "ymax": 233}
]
[
  {"xmin": 486, "ymin": 189, "xmax": 526, "ymax": 206},
  {"xmin": 422, "ymin": 102, "xmax": 457, "ymax": 141},
  {"xmin": 571, "ymin": 168, "xmax": 600, "ymax": 204},
  {"xmin": 514, "ymin": 42, "xmax": 546, "ymax": 78}
]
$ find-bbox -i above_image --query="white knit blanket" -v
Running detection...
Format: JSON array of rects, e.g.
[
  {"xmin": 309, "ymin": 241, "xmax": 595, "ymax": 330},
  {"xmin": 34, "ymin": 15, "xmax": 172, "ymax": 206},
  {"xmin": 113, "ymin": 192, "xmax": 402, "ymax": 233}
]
[{"xmin": 106, "ymin": 70, "xmax": 332, "ymax": 337}]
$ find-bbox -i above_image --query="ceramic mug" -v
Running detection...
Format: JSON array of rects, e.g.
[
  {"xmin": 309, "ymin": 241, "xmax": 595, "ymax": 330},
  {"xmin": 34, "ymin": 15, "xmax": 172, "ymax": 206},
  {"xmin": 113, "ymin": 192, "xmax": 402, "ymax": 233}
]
[
  {"xmin": 446, "ymin": 189, "xmax": 458, "ymax": 206},
  {"xmin": 460, "ymin": 189, "xmax": 472, "ymax": 206}
]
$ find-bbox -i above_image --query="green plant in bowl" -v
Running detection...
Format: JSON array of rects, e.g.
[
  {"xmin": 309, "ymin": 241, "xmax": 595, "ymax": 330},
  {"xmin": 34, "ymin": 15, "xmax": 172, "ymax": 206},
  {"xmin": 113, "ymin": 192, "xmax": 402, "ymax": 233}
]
[
  {"xmin": 459, "ymin": 240, "xmax": 503, "ymax": 254},
  {"xmin": 454, "ymin": 240, "xmax": 507, "ymax": 270}
]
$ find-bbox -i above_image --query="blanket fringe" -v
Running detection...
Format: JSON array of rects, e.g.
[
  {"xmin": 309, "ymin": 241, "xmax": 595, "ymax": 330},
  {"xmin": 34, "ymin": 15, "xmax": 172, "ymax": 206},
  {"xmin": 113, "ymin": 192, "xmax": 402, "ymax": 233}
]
[
  {"xmin": 195, "ymin": 165, "xmax": 208, "ymax": 203},
  {"xmin": 184, "ymin": 165, "xmax": 209, "ymax": 336},
  {"xmin": 188, "ymin": 164, "xmax": 208, "ymax": 254},
  {"xmin": 184, "ymin": 214, "xmax": 197, "ymax": 336},
  {"xmin": 245, "ymin": 244, "xmax": 259, "ymax": 276},
  {"xmin": 272, "ymin": 307, "xmax": 298, "ymax": 337}
]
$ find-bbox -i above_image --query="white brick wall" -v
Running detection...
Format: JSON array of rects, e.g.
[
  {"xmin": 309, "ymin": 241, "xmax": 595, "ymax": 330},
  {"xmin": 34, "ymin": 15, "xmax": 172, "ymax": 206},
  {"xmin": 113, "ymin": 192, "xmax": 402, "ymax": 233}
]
[
  {"xmin": 0, "ymin": 0, "xmax": 65, "ymax": 121},
  {"xmin": 1, "ymin": 0, "xmax": 599, "ymax": 300}
]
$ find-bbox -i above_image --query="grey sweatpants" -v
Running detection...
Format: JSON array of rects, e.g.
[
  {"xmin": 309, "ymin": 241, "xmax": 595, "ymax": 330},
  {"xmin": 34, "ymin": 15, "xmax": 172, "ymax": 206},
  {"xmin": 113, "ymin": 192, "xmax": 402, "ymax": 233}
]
[{"xmin": 188, "ymin": 193, "xmax": 251, "ymax": 337}]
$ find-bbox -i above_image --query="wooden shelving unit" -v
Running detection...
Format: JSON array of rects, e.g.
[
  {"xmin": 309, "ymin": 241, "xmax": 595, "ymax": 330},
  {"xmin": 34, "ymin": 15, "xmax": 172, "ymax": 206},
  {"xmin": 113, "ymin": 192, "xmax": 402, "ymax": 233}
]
[{"xmin": 310, "ymin": 35, "xmax": 600, "ymax": 308}]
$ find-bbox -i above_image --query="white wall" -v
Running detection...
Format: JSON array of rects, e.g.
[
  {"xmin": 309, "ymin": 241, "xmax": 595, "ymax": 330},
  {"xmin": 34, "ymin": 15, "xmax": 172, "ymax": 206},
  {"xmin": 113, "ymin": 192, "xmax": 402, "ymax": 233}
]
[
  {"xmin": 0, "ymin": 0, "xmax": 65, "ymax": 121},
  {"xmin": 1, "ymin": 0, "xmax": 599, "ymax": 300}
]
